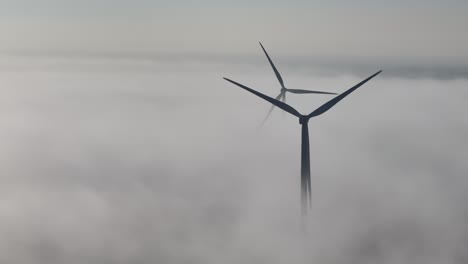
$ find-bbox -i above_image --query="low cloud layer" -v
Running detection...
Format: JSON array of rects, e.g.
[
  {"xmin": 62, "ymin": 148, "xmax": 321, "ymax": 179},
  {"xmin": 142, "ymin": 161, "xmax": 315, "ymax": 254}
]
[{"xmin": 0, "ymin": 58, "xmax": 467, "ymax": 263}]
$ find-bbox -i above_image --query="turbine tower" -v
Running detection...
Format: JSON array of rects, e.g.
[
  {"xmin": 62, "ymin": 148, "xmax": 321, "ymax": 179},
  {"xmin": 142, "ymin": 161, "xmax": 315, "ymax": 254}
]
[
  {"xmin": 258, "ymin": 42, "xmax": 337, "ymax": 125},
  {"xmin": 224, "ymin": 70, "xmax": 382, "ymax": 214}
]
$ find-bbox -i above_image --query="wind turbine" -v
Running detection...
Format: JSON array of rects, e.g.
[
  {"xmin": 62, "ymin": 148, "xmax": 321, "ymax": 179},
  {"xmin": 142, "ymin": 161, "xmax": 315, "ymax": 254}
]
[
  {"xmin": 224, "ymin": 70, "xmax": 382, "ymax": 214},
  {"xmin": 258, "ymin": 42, "xmax": 337, "ymax": 125}
]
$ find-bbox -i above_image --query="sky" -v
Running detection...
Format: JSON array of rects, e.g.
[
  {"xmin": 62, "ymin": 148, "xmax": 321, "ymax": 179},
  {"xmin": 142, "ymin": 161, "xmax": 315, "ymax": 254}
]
[
  {"xmin": 0, "ymin": 0, "xmax": 468, "ymax": 63},
  {"xmin": 0, "ymin": 1, "xmax": 468, "ymax": 263}
]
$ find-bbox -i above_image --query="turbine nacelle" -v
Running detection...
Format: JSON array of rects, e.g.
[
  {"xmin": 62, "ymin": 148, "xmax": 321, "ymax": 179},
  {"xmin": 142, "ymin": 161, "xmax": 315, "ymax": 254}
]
[{"xmin": 299, "ymin": 115, "xmax": 309, "ymax": 125}]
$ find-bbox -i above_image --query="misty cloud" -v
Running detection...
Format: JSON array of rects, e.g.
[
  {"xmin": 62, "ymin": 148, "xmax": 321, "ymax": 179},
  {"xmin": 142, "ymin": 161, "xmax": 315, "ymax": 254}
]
[{"xmin": 0, "ymin": 57, "xmax": 467, "ymax": 263}]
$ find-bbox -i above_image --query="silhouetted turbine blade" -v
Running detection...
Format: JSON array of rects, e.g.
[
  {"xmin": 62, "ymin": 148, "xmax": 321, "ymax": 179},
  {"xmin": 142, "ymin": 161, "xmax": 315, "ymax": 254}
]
[
  {"xmin": 307, "ymin": 70, "xmax": 382, "ymax": 118},
  {"xmin": 259, "ymin": 42, "xmax": 285, "ymax": 88},
  {"xmin": 260, "ymin": 92, "xmax": 283, "ymax": 126},
  {"xmin": 288, "ymin": 89, "xmax": 337, "ymax": 95},
  {"xmin": 223, "ymin": 77, "xmax": 301, "ymax": 117}
]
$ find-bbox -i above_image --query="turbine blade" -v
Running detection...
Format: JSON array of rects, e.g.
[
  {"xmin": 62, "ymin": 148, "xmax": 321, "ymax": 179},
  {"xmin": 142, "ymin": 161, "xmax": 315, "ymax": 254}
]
[
  {"xmin": 224, "ymin": 77, "xmax": 301, "ymax": 117},
  {"xmin": 307, "ymin": 70, "xmax": 382, "ymax": 118},
  {"xmin": 260, "ymin": 92, "xmax": 283, "ymax": 126},
  {"xmin": 288, "ymin": 89, "xmax": 337, "ymax": 95},
  {"xmin": 259, "ymin": 42, "xmax": 285, "ymax": 88}
]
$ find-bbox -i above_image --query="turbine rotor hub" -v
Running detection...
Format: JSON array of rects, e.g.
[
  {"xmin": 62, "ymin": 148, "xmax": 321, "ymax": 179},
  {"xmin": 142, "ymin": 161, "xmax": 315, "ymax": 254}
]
[{"xmin": 299, "ymin": 116, "xmax": 309, "ymax": 124}]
